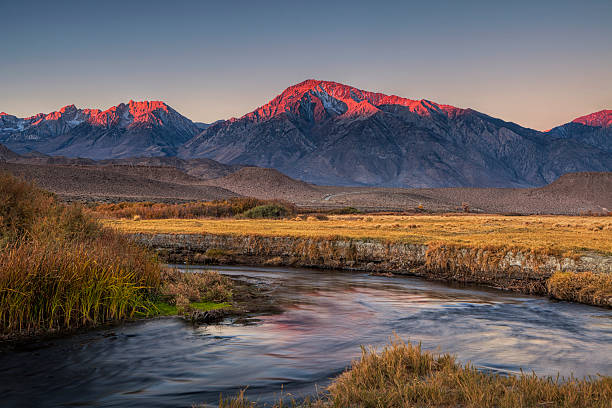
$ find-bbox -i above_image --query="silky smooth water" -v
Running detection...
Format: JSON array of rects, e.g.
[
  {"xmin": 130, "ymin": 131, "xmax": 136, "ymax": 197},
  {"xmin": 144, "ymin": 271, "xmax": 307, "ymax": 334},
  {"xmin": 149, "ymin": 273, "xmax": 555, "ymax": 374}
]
[{"xmin": 2, "ymin": 265, "xmax": 611, "ymax": 407}]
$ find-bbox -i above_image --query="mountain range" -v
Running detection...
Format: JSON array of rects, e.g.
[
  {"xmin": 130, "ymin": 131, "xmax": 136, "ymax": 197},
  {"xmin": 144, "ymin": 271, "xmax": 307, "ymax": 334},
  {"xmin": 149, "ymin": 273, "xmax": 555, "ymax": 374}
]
[
  {"xmin": 0, "ymin": 101, "xmax": 199, "ymax": 159},
  {"xmin": 2, "ymin": 80, "xmax": 610, "ymax": 187}
]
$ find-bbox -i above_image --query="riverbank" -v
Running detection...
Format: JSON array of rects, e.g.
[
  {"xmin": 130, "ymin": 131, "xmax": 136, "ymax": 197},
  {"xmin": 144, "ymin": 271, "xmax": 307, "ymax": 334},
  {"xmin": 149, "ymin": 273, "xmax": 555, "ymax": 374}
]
[
  {"xmin": 0, "ymin": 271, "xmax": 277, "ymax": 349},
  {"xmin": 104, "ymin": 215, "xmax": 612, "ymax": 307}
]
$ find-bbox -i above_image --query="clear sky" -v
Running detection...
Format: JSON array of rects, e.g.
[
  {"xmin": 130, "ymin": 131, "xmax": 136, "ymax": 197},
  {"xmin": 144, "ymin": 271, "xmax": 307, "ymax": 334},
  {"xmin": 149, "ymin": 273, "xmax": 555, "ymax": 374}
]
[{"xmin": 2, "ymin": 0, "xmax": 611, "ymax": 130}]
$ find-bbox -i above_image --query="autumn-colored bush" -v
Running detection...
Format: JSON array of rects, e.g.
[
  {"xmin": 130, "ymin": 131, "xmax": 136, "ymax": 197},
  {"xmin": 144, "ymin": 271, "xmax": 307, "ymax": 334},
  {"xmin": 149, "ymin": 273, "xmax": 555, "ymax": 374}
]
[{"xmin": 91, "ymin": 198, "xmax": 297, "ymax": 220}]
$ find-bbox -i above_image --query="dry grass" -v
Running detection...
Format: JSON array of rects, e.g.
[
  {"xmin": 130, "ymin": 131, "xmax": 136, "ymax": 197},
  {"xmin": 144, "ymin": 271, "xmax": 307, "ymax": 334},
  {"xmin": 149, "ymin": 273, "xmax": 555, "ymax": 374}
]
[
  {"xmin": 160, "ymin": 269, "xmax": 233, "ymax": 306},
  {"xmin": 103, "ymin": 214, "xmax": 612, "ymax": 256},
  {"xmin": 214, "ymin": 338, "xmax": 612, "ymax": 408},
  {"xmin": 548, "ymin": 271, "xmax": 612, "ymax": 306}
]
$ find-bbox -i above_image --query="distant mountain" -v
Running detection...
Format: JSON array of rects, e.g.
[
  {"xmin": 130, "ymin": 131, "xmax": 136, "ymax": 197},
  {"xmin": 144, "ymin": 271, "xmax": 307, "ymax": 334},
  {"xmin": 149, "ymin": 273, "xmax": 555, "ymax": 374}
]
[
  {"xmin": 180, "ymin": 80, "xmax": 612, "ymax": 187},
  {"xmin": 2, "ymin": 82, "xmax": 611, "ymax": 187},
  {"xmin": 546, "ymin": 110, "xmax": 612, "ymax": 153},
  {"xmin": 0, "ymin": 101, "xmax": 200, "ymax": 159}
]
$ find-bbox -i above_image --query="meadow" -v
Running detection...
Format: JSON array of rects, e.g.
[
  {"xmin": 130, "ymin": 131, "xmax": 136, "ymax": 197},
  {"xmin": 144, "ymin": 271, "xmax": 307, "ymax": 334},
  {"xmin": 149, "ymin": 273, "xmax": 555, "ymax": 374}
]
[{"xmin": 103, "ymin": 214, "xmax": 612, "ymax": 256}]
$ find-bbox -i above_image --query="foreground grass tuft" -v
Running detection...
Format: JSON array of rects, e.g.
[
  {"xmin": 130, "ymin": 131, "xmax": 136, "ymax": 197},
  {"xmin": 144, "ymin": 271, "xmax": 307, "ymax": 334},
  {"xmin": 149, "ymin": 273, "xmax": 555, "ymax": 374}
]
[
  {"xmin": 326, "ymin": 338, "xmax": 611, "ymax": 408},
  {"xmin": 215, "ymin": 338, "xmax": 612, "ymax": 408}
]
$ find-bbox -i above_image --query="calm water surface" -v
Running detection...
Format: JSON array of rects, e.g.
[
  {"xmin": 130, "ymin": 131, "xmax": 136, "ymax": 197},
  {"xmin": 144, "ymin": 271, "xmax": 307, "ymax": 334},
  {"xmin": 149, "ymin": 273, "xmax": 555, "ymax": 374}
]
[{"xmin": 2, "ymin": 265, "xmax": 611, "ymax": 407}]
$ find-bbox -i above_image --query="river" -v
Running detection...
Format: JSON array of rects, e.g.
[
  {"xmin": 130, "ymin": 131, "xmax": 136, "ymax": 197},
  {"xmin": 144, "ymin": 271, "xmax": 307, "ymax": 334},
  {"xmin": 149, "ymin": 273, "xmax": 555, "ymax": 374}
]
[{"xmin": 2, "ymin": 265, "xmax": 611, "ymax": 407}]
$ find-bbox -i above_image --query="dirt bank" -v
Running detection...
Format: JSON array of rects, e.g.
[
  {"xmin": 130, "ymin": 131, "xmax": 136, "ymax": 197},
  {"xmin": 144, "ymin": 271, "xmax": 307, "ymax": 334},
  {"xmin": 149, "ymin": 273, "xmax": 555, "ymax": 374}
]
[{"xmin": 130, "ymin": 233, "xmax": 612, "ymax": 307}]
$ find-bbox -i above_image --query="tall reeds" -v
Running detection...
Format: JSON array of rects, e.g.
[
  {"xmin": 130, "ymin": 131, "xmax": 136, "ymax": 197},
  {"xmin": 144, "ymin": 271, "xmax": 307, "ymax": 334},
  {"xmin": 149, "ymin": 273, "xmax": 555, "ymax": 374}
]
[{"xmin": 0, "ymin": 173, "xmax": 160, "ymax": 336}]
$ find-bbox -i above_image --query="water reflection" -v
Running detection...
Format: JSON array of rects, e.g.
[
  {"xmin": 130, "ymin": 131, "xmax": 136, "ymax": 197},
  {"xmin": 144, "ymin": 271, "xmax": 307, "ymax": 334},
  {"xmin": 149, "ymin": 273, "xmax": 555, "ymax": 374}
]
[{"xmin": 1, "ymin": 265, "xmax": 611, "ymax": 407}]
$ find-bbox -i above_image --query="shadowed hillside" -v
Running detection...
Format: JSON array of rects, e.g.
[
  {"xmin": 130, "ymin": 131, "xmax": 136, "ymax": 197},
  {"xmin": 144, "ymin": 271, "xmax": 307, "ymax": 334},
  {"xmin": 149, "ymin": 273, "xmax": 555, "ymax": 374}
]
[
  {"xmin": 0, "ymin": 162, "xmax": 238, "ymax": 202},
  {"xmin": 204, "ymin": 167, "xmax": 321, "ymax": 202},
  {"xmin": 0, "ymin": 142, "xmax": 609, "ymax": 214}
]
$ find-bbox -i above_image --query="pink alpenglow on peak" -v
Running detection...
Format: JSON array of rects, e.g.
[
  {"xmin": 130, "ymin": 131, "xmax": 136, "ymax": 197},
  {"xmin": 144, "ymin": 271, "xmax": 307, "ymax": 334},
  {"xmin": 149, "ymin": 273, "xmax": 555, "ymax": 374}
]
[
  {"xmin": 87, "ymin": 101, "xmax": 175, "ymax": 128},
  {"xmin": 0, "ymin": 100, "xmax": 200, "ymax": 160},
  {"xmin": 571, "ymin": 110, "xmax": 612, "ymax": 128},
  {"xmin": 244, "ymin": 79, "xmax": 466, "ymax": 123},
  {"xmin": 7, "ymin": 101, "xmax": 185, "ymax": 130}
]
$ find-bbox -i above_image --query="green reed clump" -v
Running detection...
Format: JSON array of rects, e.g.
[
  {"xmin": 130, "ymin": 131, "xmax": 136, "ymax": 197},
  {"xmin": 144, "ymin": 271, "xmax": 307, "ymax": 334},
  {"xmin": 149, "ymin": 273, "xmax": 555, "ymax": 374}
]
[
  {"xmin": 240, "ymin": 204, "xmax": 293, "ymax": 219},
  {"xmin": 0, "ymin": 173, "xmax": 160, "ymax": 336},
  {"xmin": 328, "ymin": 206, "xmax": 362, "ymax": 215},
  {"xmin": 216, "ymin": 337, "xmax": 612, "ymax": 408}
]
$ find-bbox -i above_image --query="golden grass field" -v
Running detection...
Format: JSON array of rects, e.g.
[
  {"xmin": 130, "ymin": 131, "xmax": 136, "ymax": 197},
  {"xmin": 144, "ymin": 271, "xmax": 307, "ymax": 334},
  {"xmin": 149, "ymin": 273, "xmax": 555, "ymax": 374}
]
[{"xmin": 103, "ymin": 214, "xmax": 612, "ymax": 255}]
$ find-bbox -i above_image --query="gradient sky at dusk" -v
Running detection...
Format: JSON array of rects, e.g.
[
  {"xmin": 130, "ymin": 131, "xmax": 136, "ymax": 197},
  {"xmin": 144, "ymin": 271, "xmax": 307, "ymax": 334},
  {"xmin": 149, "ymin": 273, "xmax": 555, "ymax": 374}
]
[{"xmin": 2, "ymin": 0, "xmax": 611, "ymax": 130}]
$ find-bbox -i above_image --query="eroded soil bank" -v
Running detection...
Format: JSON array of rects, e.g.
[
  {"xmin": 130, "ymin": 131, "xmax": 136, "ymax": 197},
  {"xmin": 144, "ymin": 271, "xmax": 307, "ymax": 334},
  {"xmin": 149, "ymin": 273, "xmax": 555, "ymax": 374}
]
[{"xmin": 131, "ymin": 233, "xmax": 612, "ymax": 307}]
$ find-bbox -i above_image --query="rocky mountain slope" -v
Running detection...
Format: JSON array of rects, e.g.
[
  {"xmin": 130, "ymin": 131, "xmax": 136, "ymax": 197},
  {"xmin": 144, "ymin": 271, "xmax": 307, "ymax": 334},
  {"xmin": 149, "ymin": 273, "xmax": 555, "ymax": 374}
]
[
  {"xmin": 180, "ymin": 80, "xmax": 611, "ymax": 187},
  {"xmin": 0, "ymin": 143, "xmax": 20, "ymax": 162},
  {"xmin": 0, "ymin": 101, "xmax": 200, "ymax": 159}
]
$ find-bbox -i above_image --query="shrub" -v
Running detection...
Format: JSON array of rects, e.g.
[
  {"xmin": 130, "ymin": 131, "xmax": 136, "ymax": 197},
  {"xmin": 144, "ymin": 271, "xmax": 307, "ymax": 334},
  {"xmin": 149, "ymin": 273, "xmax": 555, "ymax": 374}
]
[
  {"xmin": 329, "ymin": 206, "xmax": 362, "ymax": 215},
  {"xmin": 241, "ymin": 204, "xmax": 292, "ymax": 219},
  {"xmin": 306, "ymin": 214, "xmax": 329, "ymax": 221}
]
